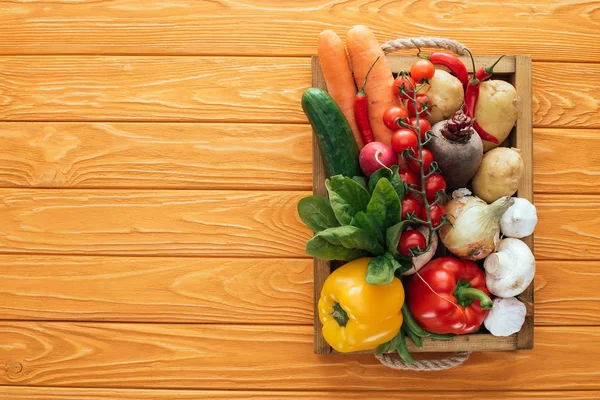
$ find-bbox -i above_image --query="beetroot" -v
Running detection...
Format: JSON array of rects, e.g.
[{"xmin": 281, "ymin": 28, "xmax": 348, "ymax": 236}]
[{"xmin": 428, "ymin": 110, "xmax": 483, "ymax": 190}]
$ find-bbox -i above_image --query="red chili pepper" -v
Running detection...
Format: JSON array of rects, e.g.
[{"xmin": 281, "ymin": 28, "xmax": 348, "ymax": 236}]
[
  {"xmin": 463, "ymin": 50, "xmax": 500, "ymax": 144},
  {"xmin": 429, "ymin": 52, "xmax": 469, "ymax": 88},
  {"xmin": 406, "ymin": 257, "xmax": 493, "ymax": 335},
  {"xmin": 475, "ymin": 55, "xmax": 506, "ymax": 81},
  {"xmin": 464, "ymin": 76, "xmax": 480, "ymax": 119},
  {"xmin": 354, "ymin": 56, "xmax": 380, "ymax": 145},
  {"xmin": 473, "ymin": 120, "xmax": 499, "ymax": 144}
]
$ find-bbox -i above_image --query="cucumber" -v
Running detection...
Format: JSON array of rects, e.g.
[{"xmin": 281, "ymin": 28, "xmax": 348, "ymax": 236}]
[{"xmin": 302, "ymin": 88, "xmax": 361, "ymax": 178}]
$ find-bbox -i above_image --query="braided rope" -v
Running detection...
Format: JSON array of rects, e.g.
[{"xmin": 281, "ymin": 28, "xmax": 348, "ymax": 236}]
[
  {"xmin": 375, "ymin": 351, "xmax": 470, "ymax": 371},
  {"xmin": 381, "ymin": 37, "xmax": 469, "ymax": 56}
]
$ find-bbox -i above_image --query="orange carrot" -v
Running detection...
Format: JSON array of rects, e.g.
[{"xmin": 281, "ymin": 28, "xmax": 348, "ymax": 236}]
[
  {"xmin": 317, "ymin": 30, "xmax": 363, "ymax": 148},
  {"xmin": 346, "ymin": 25, "xmax": 398, "ymax": 146}
]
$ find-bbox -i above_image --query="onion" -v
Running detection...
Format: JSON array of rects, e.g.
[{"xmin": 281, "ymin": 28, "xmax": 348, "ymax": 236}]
[{"xmin": 439, "ymin": 196, "xmax": 514, "ymax": 261}]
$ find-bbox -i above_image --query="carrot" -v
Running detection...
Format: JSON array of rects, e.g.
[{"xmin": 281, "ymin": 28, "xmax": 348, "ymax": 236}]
[
  {"xmin": 346, "ymin": 25, "xmax": 398, "ymax": 146},
  {"xmin": 317, "ymin": 30, "xmax": 363, "ymax": 148}
]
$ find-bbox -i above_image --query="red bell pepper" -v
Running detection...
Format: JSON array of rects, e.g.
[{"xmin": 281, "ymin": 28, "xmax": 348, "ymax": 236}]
[{"xmin": 406, "ymin": 256, "xmax": 493, "ymax": 334}]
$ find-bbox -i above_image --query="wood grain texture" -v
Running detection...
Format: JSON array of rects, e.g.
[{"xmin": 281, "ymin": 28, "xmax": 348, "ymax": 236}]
[
  {"xmin": 0, "ymin": 256, "xmax": 312, "ymax": 324},
  {"xmin": 513, "ymin": 55, "xmax": 534, "ymax": 349},
  {"xmin": 0, "ymin": 257, "xmax": 595, "ymax": 326},
  {"xmin": 0, "ymin": 56, "xmax": 311, "ymax": 122},
  {"xmin": 0, "ymin": 124, "xmax": 597, "ymax": 193},
  {"xmin": 534, "ymin": 129, "xmax": 600, "ymax": 193},
  {"xmin": 4, "ymin": 387, "xmax": 600, "ymax": 400},
  {"xmin": 0, "ymin": 58, "xmax": 598, "ymax": 129},
  {"xmin": 0, "ymin": 189, "xmax": 311, "ymax": 257},
  {"xmin": 535, "ymin": 195, "xmax": 600, "ymax": 260},
  {"xmin": 0, "ymin": 189, "xmax": 595, "ymax": 259},
  {"xmin": 1, "ymin": 0, "xmax": 599, "ymax": 62},
  {"xmin": 0, "ymin": 122, "xmax": 312, "ymax": 190},
  {"xmin": 535, "ymin": 261, "xmax": 600, "ymax": 325},
  {"xmin": 533, "ymin": 62, "xmax": 600, "ymax": 128},
  {"xmin": 1, "ymin": 323, "xmax": 600, "ymax": 390}
]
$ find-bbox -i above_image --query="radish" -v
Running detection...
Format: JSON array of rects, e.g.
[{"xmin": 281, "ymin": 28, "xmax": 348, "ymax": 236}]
[{"xmin": 359, "ymin": 142, "xmax": 397, "ymax": 176}]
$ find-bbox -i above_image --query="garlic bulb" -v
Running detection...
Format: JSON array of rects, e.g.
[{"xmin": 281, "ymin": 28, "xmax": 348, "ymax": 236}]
[
  {"xmin": 501, "ymin": 197, "xmax": 538, "ymax": 238},
  {"xmin": 439, "ymin": 196, "xmax": 514, "ymax": 261},
  {"xmin": 484, "ymin": 297, "xmax": 527, "ymax": 336},
  {"xmin": 484, "ymin": 238, "xmax": 535, "ymax": 297},
  {"xmin": 402, "ymin": 225, "xmax": 438, "ymax": 276}
]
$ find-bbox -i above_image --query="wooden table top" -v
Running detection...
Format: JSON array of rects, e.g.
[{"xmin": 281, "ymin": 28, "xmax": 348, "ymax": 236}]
[{"xmin": 0, "ymin": 1, "xmax": 599, "ymax": 398}]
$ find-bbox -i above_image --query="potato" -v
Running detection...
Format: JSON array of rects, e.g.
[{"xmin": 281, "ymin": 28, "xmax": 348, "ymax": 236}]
[
  {"xmin": 425, "ymin": 69, "xmax": 464, "ymax": 125},
  {"xmin": 472, "ymin": 147, "xmax": 523, "ymax": 203},
  {"xmin": 474, "ymin": 80, "xmax": 519, "ymax": 152}
]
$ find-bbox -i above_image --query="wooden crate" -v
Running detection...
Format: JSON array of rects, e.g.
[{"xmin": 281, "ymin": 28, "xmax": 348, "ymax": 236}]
[{"xmin": 311, "ymin": 55, "xmax": 533, "ymax": 354}]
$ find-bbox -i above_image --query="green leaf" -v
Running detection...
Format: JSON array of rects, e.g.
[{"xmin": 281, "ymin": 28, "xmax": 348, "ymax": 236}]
[
  {"xmin": 386, "ymin": 221, "xmax": 407, "ymax": 256},
  {"xmin": 352, "ymin": 211, "xmax": 384, "ymax": 244},
  {"xmin": 367, "ymin": 178, "xmax": 401, "ymax": 231},
  {"xmin": 368, "ymin": 165, "xmax": 405, "ymax": 200},
  {"xmin": 297, "ymin": 195, "xmax": 340, "ymax": 233},
  {"xmin": 306, "ymin": 226, "xmax": 384, "ymax": 261},
  {"xmin": 326, "ymin": 175, "xmax": 371, "ymax": 225},
  {"xmin": 394, "ymin": 256, "xmax": 413, "ymax": 276},
  {"xmin": 365, "ymin": 252, "xmax": 401, "ymax": 285},
  {"xmin": 351, "ymin": 175, "xmax": 368, "ymax": 190}
]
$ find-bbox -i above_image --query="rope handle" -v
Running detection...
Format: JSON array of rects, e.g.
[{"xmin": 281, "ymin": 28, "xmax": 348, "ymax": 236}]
[
  {"xmin": 381, "ymin": 37, "xmax": 469, "ymax": 56},
  {"xmin": 376, "ymin": 351, "xmax": 470, "ymax": 371}
]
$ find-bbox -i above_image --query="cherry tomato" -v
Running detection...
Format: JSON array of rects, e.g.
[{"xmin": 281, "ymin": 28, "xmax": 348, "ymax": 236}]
[
  {"xmin": 391, "ymin": 129, "xmax": 418, "ymax": 155},
  {"xmin": 406, "ymin": 148, "xmax": 434, "ymax": 175},
  {"xmin": 392, "ymin": 75, "xmax": 416, "ymax": 99},
  {"xmin": 419, "ymin": 204, "xmax": 446, "ymax": 227},
  {"xmin": 398, "ymin": 168, "xmax": 419, "ymax": 188},
  {"xmin": 410, "ymin": 59, "xmax": 436, "ymax": 82},
  {"xmin": 407, "ymin": 94, "xmax": 433, "ymax": 118},
  {"xmin": 401, "ymin": 195, "xmax": 421, "ymax": 221},
  {"xmin": 398, "ymin": 230, "xmax": 427, "ymax": 256},
  {"xmin": 409, "ymin": 117, "xmax": 432, "ymax": 141},
  {"xmin": 424, "ymin": 173, "xmax": 447, "ymax": 202},
  {"xmin": 382, "ymin": 106, "xmax": 409, "ymax": 130}
]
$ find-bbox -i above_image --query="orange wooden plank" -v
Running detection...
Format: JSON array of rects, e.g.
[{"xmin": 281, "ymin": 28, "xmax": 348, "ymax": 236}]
[
  {"xmin": 1, "ymin": 323, "xmax": 599, "ymax": 390},
  {"xmin": 0, "ymin": 256, "xmax": 312, "ymax": 324},
  {"xmin": 0, "ymin": 122, "xmax": 312, "ymax": 190},
  {"xmin": 1, "ymin": 0, "xmax": 599, "ymax": 62},
  {"xmin": 0, "ymin": 58, "xmax": 597, "ymax": 129},
  {"xmin": 0, "ymin": 189, "xmax": 595, "ymax": 260},
  {"xmin": 2, "ymin": 387, "xmax": 600, "ymax": 400}
]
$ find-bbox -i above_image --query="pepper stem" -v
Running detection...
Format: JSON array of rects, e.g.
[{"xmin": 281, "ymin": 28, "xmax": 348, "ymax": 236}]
[
  {"xmin": 485, "ymin": 54, "xmax": 506, "ymax": 74},
  {"xmin": 454, "ymin": 280, "xmax": 493, "ymax": 310},
  {"xmin": 359, "ymin": 56, "xmax": 380, "ymax": 94},
  {"xmin": 331, "ymin": 301, "xmax": 349, "ymax": 327}
]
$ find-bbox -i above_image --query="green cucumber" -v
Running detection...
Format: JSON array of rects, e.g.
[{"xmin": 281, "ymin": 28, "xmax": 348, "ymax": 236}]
[{"xmin": 302, "ymin": 88, "xmax": 361, "ymax": 178}]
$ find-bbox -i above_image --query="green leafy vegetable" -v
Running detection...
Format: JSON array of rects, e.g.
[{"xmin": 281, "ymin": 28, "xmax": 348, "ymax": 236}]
[
  {"xmin": 365, "ymin": 252, "xmax": 401, "ymax": 285},
  {"xmin": 385, "ymin": 221, "xmax": 407, "ymax": 256},
  {"xmin": 368, "ymin": 165, "xmax": 405, "ymax": 200},
  {"xmin": 351, "ymin": 176, "xmax": 368, "ymax": 190},
  {"xmin": 367, "ymin": 178, "xmax": 401, "ymax": 230},
  {"xmin": 326, "ymin": 175, "xmax": 371, "ymax": 225},
  {"xmin": 306, "ymin": 226, "xmax": 384, "ymax": 261},
  {"xmin": 297, "ymin": 195, "xmax": 340, "ymax": 233},
  {"xmin": 352, "ymin": 211, "xmax": 384, "ymax": 244}
]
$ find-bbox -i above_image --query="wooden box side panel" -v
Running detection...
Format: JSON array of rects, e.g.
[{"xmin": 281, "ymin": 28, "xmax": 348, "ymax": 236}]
[
  {"xmin": 311, "ymin": 55, "xmax": 533, "ymax": 354},
  {"xmin": 513, "ymin": 55, "xmax": 534, "ymax": 350},
  {"xmin": 311, "ymin": 56, "xmax": 331, "ymax": 354}
]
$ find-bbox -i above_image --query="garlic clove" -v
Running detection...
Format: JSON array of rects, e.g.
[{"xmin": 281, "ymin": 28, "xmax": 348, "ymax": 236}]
[
  {"xmin": 484, "ymin": 238, "xmax": 535, "ymax": 298},
  {"xmin": 500, "ymin": 197, "xmax": 538, "ymax": 238},
  {"xmin": 484, "ymin": 297, "xmax": 527, "ymax": 336}
]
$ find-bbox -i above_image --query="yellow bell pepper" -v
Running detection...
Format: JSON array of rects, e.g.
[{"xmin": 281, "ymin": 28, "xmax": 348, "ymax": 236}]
[{"xmin": 318, "ymin": 257, "xmax": 404, "ymax": 353}]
